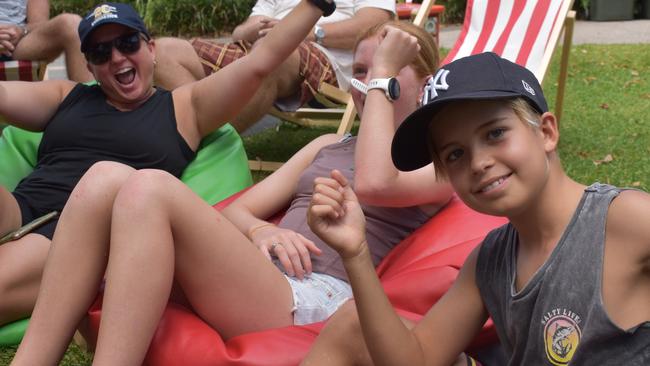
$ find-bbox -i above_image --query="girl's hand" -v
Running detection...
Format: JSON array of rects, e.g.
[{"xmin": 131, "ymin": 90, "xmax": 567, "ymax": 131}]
[
  {"xmin": 250, "ymin": 224, "xmax": 322, "ymax": 279},
  {"xmin": 308, "ymin": 170, "xmax": 367, "ymax": 259},
  {"xmin": 371, "ymin": 26, "xmax": 420, "ymax": 77}
]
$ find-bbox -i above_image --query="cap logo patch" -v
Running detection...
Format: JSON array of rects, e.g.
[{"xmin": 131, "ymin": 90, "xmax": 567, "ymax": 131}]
[
  {"xmin": 89, "ymin": 4, "xmax": 118, "ymax": 27},
  {"xmin": 422, "ymin": 69, "xmax": 450, "ymax": 105},
  {"xmin": 522, "ymin": 80, "xmax": 535, "ymax": 96}
]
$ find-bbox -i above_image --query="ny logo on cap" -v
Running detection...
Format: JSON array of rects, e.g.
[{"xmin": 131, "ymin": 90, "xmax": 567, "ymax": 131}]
[
  {"xmin": 522, "ymin": 80, "xmax": 536, "ymax": 96},
  {"xmin": 422, "ymin": 69, "xmax": 450, "ymax": 105}
]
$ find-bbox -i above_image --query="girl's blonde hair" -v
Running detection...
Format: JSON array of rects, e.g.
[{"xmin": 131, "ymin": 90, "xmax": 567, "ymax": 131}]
[
  {"xmin": 354, "ymin": 20, "xmax": 439, "ymax": 79},
  {"xmin": 428, "ymin": 98, "xmax": 542, "ymax": 181}
]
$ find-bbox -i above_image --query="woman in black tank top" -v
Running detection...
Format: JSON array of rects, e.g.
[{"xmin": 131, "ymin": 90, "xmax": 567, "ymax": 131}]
[
  {"xmin": 9, "ymin": 19, "xmax": 457, "ymax": 365},
  {"xmin": 0, "ymin": 0, "xmax": 335, "ymax": 344}
]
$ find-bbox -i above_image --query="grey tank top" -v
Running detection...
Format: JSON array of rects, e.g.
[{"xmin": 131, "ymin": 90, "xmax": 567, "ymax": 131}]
[
  {"xmin": 278, "ymin": 136, "xmax": 431, "ymax": 281},
  {"xmin": 476, "ymin": 183, "xmax": 650, "ymax": 365},
  {"xmin": 0, "ymin": 0, "xmax": 27, "ymax": 26}
]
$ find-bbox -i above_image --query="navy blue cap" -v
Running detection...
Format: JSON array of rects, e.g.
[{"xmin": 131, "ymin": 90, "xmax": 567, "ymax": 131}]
[
  {"xmin": 391, "ymin": 52, "xmax": 548, "ymax": 172},
  {"xmin": 78, "ymin": 2, "xmax": 150, "ymax": 52}
]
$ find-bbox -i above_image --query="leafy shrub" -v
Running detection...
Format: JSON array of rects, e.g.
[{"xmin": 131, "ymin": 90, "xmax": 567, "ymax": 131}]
[
  {"xmin": 50, "ymin": 0, "xmax": 255, "ymax": 36},
  {"xmin": 51, "ymin": 0, "xmax": 141, "ymax": 19},
  {"xmin": 143, "ymin": 0, "xmax": 256, "ymax": 37},
  {"xmin": 436, "ymin": 0, "xmax": 467, "ymax": 24}
]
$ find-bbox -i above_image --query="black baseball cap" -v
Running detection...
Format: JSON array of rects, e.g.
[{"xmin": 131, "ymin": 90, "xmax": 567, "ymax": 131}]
[
  {"xmin": 78, "ymin": 2, "xmax": 150, "ymax": 52},
  {"xmin": 391, "ymin": 52, "xmax": 549, "ymax": 172}
]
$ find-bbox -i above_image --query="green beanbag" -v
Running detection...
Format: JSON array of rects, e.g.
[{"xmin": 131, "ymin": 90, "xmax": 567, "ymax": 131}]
[
  {"xmin": 0, "ymin": 123, "xmax": 252, "ymax": 203},
  {"xmin": 0, "ymin": 318, "xmax": 29, "ymax": 346},
  {"xmin": 180, "ymin": 123, "xmax": 253, "ymax": 205},
  {"xmin": 0, "ymin": 126, "xmax": 40, "ymax": 191},
  {"xmin": 0, "ymin": 123, "xmax": 252, "ymax": 345}
]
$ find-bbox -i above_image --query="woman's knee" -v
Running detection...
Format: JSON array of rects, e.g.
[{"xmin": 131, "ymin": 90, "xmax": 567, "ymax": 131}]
[
  {"xmin": 113, "ymin": 169, "xmax": 178, "ymax": 213},
  {"xmin": 50, "ymin": 13, "xmax": 82, "ymax": 44},
  {"xmin": 155, "ymin": 37, "xmax": 194, "ymax": 63},
  {"xmin": 71, "ymin": 162, "xmax": 135, "ymax": 203}
]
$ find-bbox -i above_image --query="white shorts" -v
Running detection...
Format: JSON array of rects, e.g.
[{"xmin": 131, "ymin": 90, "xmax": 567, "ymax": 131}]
[{"xmin": 284, "ymin": 272, "xmax": 353, "ymax": 325}]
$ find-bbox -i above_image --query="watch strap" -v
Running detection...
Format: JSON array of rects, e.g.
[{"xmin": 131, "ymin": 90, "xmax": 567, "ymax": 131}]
[
  {"xmin": 314, "ymin": 25, "xmax": 325, "ymax": 44},
  {"xmin": 350, "ymin": 78, "xmax": 368, "ymax": 95},
  {"xmin": 307, "ymin": 0, "xmax": 336, "ymax": 17},
  {"xmin": 367, "ymin": 78, "xmax": 390, "ymax": 92}
]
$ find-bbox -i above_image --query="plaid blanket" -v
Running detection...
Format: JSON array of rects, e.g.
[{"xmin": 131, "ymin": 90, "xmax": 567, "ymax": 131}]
[{"xmin": 191, "ymin": 38, "xmax": 338, "ymax": 110}]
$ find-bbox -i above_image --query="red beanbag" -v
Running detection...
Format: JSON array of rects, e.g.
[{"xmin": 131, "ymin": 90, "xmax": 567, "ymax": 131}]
[{"xmin": 85, "ymin": 195, "xmax": 506, "ymax": 365}]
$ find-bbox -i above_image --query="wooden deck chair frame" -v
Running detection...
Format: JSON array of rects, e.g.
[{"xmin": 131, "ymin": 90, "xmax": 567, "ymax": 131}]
[
  {"xmin": 442, "ymin": 0, "xmax": 575, "ymax": 123},
  {"xmin": 250, "ymin": 0, "xmax": 437, "ymax": 172}
]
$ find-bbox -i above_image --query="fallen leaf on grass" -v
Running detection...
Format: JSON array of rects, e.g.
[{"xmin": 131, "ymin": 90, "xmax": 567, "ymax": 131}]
[
  {"xmin": 600, "ymin": 103, "xmax": 609, "ymax": 110},
  {"xmin": 631, "ymin": 182, "xmax": 641, "ymax": 187},
  {"xmin": 631, "ymin": 70, "xmax": 639, "ymax": 76},
  {"xmin": 593, "ymin": 154, "xmax": 613, "ymax": 166}
]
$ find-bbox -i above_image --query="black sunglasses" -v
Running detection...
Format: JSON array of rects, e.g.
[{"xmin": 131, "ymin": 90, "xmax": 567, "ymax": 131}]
[{"xmin": 84, "ymin": 32, "xmax": 147, "ymax": 65}]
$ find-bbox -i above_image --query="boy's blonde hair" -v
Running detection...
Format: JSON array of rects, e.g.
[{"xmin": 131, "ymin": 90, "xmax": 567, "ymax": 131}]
[
  {"xmin": 354, "ymin": 20, "xmax": 439, "ymax": 79},
  {"xmin": 428, "ymin": 98, "xmax": 542, "ymax": 181}
]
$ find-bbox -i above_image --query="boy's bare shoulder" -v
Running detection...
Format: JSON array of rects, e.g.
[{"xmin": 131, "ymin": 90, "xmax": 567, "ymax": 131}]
[{"xmin": 606, "ymin": 190, "xmax": 650, "ymax": 260}]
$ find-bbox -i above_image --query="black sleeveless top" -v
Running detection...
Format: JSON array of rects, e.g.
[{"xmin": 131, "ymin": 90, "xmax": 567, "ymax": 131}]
[
  {"xmin": 476, "ymin": 183, "xmax": 650, "ymax": 365},
  {"xmin": 13, "ymin": 84, "xmax": 195, "ymax": 215}
]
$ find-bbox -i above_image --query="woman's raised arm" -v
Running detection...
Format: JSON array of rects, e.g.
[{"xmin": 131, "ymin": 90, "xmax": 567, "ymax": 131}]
[{"xmin": 173, "ymin": 0, "xmax": 331, "ymax": 142}]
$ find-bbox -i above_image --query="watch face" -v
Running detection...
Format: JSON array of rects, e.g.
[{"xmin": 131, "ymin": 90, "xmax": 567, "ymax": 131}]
[{"xmin": 388, "ymin": 78, "xmax": 400, "ymax": 100}]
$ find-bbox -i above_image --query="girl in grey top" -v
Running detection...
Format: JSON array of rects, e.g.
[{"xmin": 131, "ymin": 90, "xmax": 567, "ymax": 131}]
[{"xmin": 308, "ymin": 52, "xmax": 649, "ymax": 366}]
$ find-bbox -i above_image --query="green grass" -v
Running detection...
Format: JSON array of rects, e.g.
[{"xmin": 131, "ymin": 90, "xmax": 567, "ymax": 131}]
[
  {"xmin": 0, "ymin": 343, "xmax": 92, "ymax": 365},
  {"xmin": 545, "ymin": 44, "xmax": 650, "ymax": 190},
  {"xmin": 1, "ymin": 43, "xmax": 648, "ymax": 364}
]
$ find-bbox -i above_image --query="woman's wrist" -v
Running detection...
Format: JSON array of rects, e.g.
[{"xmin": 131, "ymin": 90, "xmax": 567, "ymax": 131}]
[
  {"xmin": 369, "ymin": 67, "xmax": 396, "ymax": 80},
  {"xmin": 247, "ymin": 222, "xmax": 275, "ymax": 239}
]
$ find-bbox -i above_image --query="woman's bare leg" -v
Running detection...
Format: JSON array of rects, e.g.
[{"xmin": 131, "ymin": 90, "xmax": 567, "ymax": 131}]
[
  {"xmin": 11, "ymin": 162, "xmax": 135, "ymax": 366},
  {"xmin": 92, "ymin": 169, "xmax": 295, "ymax": 365},
  {"xmin": 302, "ymin": 301, "xmax": 471, "ymax": 366},
  {"xmin": 301, "ymin": 301, "xmax": 373, "ymax": 366},
  {"xmin": 0, "ymin": 180, "xmax": 52, "ymax": 326},
  {"xmin": 0, "ymin": 233, "xmax": 50, "ymax": 325}
]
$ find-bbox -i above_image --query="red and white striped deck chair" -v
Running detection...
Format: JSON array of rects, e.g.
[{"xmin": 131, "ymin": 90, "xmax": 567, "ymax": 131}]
[
  {"xmin": 0, "ymin": 60, "xmax": 47, "ymax": 125},
  {"xmin": 0, "ymin": 60, "xmax": 47, "ymax": 81},
  {"xmin": 443, "ymin": 0, "xmax": 576, "ymax": 121}
]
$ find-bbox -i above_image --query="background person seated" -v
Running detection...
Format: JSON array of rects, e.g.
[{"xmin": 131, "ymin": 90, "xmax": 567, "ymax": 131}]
[
  {"xmin": 0, "ymin": 0, "xmax": 92, "ymax": 82},
  {"xmin": 154, "ymin": 0, "xmax": 395, "ymax": 133}
]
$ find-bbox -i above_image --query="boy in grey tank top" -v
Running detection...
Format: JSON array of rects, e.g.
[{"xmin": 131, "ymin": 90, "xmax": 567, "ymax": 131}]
[{"xmin": 307, "ymin": 52, "xmax": 649, "ymax": 365}]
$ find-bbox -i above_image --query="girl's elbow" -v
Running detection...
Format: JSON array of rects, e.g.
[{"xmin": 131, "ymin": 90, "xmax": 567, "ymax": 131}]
[{"xmin": 354, "ymin": 180, "xmax": 390, "ymax": 202}]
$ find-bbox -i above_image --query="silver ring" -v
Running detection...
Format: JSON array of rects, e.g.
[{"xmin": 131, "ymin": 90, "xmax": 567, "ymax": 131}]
[{"xmin": 270, "ymin": 242, "xmax": 281, "ymax": 251}]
